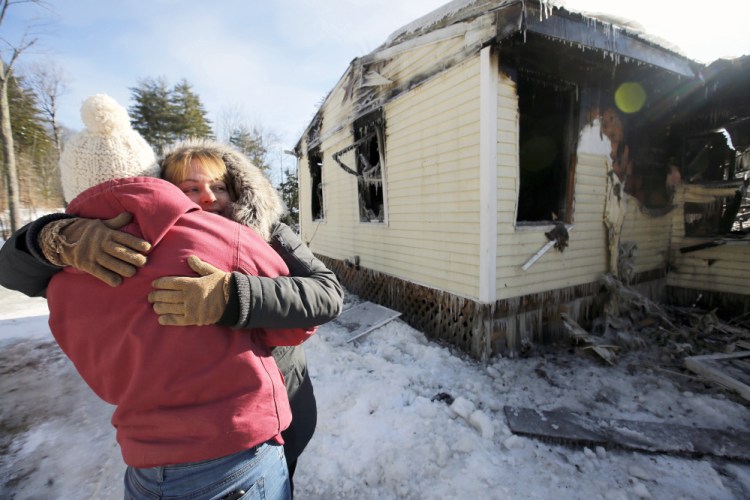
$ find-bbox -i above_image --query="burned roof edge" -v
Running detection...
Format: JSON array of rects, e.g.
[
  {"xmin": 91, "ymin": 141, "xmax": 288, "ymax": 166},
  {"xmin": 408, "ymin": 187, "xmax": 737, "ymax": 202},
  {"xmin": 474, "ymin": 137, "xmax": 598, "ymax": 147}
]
[{"xmin": 295, "ymin": 0, "xmax": 702, "ymax": 150}]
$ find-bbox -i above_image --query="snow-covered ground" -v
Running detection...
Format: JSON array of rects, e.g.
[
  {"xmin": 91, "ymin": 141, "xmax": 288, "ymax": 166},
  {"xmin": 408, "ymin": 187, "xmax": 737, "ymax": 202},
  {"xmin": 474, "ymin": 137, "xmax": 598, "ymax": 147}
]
[{"xmin": 1, "ymin": 281, "xmax": 749, "ymax": 499}]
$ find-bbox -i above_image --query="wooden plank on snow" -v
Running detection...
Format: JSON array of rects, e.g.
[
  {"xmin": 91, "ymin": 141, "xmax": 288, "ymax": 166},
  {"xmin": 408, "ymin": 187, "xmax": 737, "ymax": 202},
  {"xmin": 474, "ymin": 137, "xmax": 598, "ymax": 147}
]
[
  {"xmin": 504, "ymin": 406, "xmax": 750, "ymax": 461},
  {"xmin": 331, "ymin": 302, "xmax": 402, "ymax": 343},
  {"xmin": 685, "ymin": 351, "xmax": 750, "ymax": 402}
]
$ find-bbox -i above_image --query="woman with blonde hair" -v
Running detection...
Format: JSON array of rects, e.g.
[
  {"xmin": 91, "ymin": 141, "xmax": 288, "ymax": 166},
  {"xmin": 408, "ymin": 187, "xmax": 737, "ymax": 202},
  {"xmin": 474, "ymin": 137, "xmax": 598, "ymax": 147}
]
[
  {"xmin": 152, "ymin": 138, "xmax": 336, "ymax": 495},
  {"xmin": 0, "ymin": 97, "xmax": 341, "ymax": 498}
]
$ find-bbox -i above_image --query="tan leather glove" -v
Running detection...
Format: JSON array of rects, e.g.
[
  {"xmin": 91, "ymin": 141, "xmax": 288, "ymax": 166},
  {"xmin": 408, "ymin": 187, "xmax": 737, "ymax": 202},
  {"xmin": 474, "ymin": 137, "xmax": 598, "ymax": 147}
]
[
  {"xmin": 148, "ymin": 255, "xmax": 231, "ymax": 326},
  {"xmin": 38, "ymin": 212, "xmax": 151, "ymax": 287}
]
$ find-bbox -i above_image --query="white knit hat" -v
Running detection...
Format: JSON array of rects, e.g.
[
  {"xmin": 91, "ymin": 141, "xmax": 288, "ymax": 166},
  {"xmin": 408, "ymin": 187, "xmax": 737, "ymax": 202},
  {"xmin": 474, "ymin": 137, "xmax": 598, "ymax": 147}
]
[{"xmin": 59, "ymin": 93, "xmax": 160, "ymax": 202}]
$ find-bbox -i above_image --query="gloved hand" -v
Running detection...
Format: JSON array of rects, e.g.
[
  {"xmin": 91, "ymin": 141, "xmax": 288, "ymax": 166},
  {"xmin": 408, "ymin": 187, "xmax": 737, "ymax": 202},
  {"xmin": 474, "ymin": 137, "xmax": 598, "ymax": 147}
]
[
  {"xmin": 148, "ymin": 255, "xmax": 231, "ymax": 326},
  {"xmin": 38, "ymin": 212, "xmax": 151, "ymax": 287}
]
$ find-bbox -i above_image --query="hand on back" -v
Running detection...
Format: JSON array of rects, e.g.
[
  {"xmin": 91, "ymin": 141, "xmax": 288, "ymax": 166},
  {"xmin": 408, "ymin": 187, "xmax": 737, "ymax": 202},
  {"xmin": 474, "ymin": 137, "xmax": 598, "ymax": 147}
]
[
  {"xmin": 148, "ymin": 255, "xmax": 230, "ymax": 326},
  {"xmin": 39, "ymin": 212, "xmax": 151, "ymax": 287}
]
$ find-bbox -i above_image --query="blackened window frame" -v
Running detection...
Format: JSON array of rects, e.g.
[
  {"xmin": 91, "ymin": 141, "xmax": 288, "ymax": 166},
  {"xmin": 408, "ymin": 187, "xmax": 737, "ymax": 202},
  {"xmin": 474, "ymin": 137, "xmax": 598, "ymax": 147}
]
[
  {"xmin": 353, "ymin": 110, "xmax": 387, "ymax": 224},
  {"xmin": 515, "ymin": 70, "xmax": 578, "ymax": 224},
  {"xmin": 308, "ymin": 146, "xmax": 325, "ymax": 221}
]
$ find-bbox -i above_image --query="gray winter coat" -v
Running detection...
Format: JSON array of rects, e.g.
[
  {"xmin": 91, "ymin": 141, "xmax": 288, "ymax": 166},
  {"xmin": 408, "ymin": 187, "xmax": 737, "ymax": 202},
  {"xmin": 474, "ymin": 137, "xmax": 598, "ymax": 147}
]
[{"xmin": 0, "ymin": 138, "xmax": 343, "ymax": 467}]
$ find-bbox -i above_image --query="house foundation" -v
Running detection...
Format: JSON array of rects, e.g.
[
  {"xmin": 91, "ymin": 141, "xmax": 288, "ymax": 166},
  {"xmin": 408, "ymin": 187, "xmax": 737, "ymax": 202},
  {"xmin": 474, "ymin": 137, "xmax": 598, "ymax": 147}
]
[{"xmin": 320, "ymin": 256, "xmax": 667, "ymax": 360}]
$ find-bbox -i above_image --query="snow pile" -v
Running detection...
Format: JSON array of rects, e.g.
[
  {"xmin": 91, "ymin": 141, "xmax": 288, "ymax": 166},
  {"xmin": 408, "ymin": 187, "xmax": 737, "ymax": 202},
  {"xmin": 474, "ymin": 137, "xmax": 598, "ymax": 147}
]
[{"xmin": 1, "ymin": 285, "xmax": 749, "ymax": 499}]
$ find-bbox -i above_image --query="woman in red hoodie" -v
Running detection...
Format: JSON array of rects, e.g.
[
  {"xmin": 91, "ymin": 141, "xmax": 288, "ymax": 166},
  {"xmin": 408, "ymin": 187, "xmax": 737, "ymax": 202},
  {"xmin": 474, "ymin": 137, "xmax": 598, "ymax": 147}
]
[{"xmin": 1, "ymin": 94, "xmax": 341, "ymax": 500}]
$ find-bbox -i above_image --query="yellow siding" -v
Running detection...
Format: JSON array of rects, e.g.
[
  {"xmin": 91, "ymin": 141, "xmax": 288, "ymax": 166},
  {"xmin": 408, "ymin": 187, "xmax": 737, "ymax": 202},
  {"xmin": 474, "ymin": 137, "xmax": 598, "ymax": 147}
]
[
  {"xmin": 300, "ymin": 39, "xmax": 679, "ymax": 304},
  {"xmin": 310, "ymin": 34, "xmax": 481, "ymax": 149},
  {"xmin": 493, "ymin": 106, "xmax": 672, "ymax": 299},
  {"xmin": 300, "ymin": 55, "xmax": 484, "ymax": 298},
  {"xmin": 380, "ymin": 36, "xmax": 469, "ymax": 92}
]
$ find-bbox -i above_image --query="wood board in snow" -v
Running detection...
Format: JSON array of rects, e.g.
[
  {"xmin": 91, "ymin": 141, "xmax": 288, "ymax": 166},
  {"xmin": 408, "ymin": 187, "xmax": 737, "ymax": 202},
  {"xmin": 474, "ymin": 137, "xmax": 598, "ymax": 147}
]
[
  {"xmin": 332, "ymin": 301, "xmax": 401, "ymax": 343},
  {"xmin": 685, "ymin": 351, "xmax": 750, "ymax": 402},
  {"xmin": 504, "ymin": 406, "xmax": 750, "ymax": 461}
]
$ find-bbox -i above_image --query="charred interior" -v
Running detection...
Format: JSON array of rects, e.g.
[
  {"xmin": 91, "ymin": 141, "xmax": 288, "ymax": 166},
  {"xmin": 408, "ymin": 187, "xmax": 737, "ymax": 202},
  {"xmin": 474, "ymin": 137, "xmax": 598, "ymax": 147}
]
[
  {"xmin": 675, "ymin": 57, "xmax": 750, "ymax": 239},
  {"xmin": 308, "ymin": 147, "xmax": 324, "ymax": 221},
  {"xmin": 351, "ymin": 110, "xmax": 386, "ymax": 223},
  {"xmin": 499, "ymin": 29, "xmax": 717, "ymax": 217},
  {"xmin": 515, "ymin": 69, "xmax": 577, "ymax": 224}
]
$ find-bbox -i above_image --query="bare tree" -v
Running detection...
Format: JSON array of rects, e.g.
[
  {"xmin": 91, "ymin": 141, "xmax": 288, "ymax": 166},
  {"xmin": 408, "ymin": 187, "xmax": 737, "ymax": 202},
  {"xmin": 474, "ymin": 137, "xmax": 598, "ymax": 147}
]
[
  {"xmin": 218, "ymin": 103, "xmax": 281, "ymax": 178},
  {"xmin": 217, "ymin": 103, "xmax": 250, "ymax": 144},
  {"xmin": 0, "ymin": 0, "xmax": 51, "ymax": 232},
  {"xmin": 27, "ymin": 59, "xmax": 66, "ymax": 156}
]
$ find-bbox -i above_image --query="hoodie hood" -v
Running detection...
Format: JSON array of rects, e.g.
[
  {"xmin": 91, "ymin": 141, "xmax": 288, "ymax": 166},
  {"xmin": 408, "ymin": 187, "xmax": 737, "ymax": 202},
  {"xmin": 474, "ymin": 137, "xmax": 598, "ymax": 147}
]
[{"xmin": 160, "ymin": 138, "xmax": 285, "ymax": 241}]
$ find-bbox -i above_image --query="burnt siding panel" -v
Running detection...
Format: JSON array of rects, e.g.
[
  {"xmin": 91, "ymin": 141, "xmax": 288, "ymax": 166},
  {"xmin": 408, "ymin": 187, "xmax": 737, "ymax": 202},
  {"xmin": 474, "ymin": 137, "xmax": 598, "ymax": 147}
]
[{"xmin": 668, "ymin": 187, "xmax": 750, "ymax": 299}]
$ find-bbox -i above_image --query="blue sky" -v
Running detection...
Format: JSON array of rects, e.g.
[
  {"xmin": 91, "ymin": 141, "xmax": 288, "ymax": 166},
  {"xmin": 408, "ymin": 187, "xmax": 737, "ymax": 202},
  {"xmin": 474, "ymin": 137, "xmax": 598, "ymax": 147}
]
[{"xmin": 4, "ymin": 0, "xmax": 749, "ymax": 171}]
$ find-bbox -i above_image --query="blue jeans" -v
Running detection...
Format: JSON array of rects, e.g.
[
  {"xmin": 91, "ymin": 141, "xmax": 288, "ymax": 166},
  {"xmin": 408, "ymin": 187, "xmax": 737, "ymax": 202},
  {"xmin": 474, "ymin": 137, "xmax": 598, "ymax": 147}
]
[{"xmin": 124, "ymin": 441, "xmax": 290, "ymax": 500}]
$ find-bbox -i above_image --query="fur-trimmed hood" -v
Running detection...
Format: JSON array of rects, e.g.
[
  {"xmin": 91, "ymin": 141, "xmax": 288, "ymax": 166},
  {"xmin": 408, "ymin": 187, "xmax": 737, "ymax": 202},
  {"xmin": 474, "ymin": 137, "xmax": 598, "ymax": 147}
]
[{"xmin": 160, "ymin": 138, "xmax": 285, "ymax": 241}]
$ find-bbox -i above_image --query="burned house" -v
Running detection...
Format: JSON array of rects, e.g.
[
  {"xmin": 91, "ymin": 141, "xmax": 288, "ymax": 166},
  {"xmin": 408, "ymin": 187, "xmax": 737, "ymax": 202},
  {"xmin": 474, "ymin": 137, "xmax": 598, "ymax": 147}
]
[
  {"xmin": 667, "ymin": 56, "xmax": 750, "ymax": 314},
  {"xmin": 292, "ymin": 0, "xmax": 750, "ymax": 360}
]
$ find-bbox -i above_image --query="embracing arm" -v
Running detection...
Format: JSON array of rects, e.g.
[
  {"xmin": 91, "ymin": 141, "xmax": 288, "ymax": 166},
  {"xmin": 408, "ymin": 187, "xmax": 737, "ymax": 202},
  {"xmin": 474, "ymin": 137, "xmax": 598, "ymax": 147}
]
[
  {"xmin": 0, "ymin": 214, "xmax": 73, "ymax": 297},
  {"xmin": 150, "ymin": 222, "xmax": 343, "ymax": 330},
  {"xmin": 0, "ymin": 212, "xmax": 150, "ymax": 297},
  {"xmin": 218, "ymin": 222, "xmax": 343, "ymax": 329}
]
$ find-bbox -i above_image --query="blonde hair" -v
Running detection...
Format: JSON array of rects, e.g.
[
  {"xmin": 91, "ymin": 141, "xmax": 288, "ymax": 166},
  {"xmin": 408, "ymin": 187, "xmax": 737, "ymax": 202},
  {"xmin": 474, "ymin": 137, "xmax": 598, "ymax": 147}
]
[{"xmin": 161, "ymin": 149, "xmax": 235, "ymax": 199}]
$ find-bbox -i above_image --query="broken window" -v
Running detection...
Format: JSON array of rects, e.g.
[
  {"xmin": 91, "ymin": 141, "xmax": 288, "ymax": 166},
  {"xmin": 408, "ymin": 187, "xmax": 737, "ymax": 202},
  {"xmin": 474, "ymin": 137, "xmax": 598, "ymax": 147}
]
[
  {"xmin": 682, "ymin": 131, "xmax": 749, "ymax": 236},
  {"xmin": 354, "ymin": 111, "xmax": 386, "ymax": 223},
  {"xmin": 308, "ymin": 147, "xmax": 324, "ymax": 221},
  {"xmin": 516, "ymin": 71, "xmax": 578, "ymax": 224},
  {"xmin": 684, "ymin": 131, "xmax": 734, "ymax": 184},
  {"xmin": 684, "ymin": 179, "xmax": 749, "ymax": 237},
  {"xmin": 332, "ymin": 110, "xmax": 386, "ymax": 223}
]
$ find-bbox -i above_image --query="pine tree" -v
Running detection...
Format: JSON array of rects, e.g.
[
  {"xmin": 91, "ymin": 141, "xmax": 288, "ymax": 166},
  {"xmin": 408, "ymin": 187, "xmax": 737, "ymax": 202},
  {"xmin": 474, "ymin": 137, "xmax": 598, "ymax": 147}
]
[
  {"xmin": 1, "ymin": 74, "xmax": 60, "ymax": 208},
  {"xmin": 7, "ymin": 75, "xmax": 50, "ymax": 157},
  {"xmin": 129, "ymin": 77, "xmax": 173, "ymax": 153},
  {"xmin": 129, "ymin": 77, "xmax": 213, "ymax": 153},
  {"xmin": 278, "ymin": 167, "xmax": 299, "ymax": 228},
  {"xmin": 171, "ymin": 78, "xmax": 212, "ymax": 140}
]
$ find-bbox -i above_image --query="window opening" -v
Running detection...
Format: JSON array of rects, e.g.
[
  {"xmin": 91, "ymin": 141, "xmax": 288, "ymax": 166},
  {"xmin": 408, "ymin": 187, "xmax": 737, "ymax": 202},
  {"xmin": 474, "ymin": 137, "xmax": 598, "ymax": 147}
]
[
  {"xmin": 682, "ymin": 131, "xmax": 749, "ymax": 236},
  {"xmin": 684, "ymin": 131, "xmax": 734, "ymax": 183},
  {"xmin": 516, "ymin": 71, "xmax": 577, "ymax": 223},
  {"xmin": 308, "ymin": 147, "xmax": 324, "ymax": 221},
  {"xmin": 332, "ymin": 110, "xmax": 386, "ymax": 223},
  {"xmin": 355, "ymin": 111, "xmax": 385, "ymax": 222}
]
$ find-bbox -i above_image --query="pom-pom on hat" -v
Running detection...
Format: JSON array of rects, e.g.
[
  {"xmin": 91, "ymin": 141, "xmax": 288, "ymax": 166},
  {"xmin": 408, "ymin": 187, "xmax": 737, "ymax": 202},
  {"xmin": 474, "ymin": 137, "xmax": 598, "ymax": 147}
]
[{"xmin": 59, "ymin": 93, "xmax": 160, "ymax": 202}]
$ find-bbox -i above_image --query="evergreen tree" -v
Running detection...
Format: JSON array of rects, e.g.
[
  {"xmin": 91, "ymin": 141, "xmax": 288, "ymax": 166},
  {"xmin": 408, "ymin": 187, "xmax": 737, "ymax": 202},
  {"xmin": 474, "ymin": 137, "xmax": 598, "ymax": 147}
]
[
  {"xmin": 171, "ymin": 78, "xmax": 212, "ymax": 140},
  {"xmin": 129, "ymin": 77, "xmax": 173, "ymax": 153},
  {"xmin": 0, "ymin": 73, "xmax": 60, "ymax": 208},
  {"xmin": 278, "ymin": 167, "xmax": 299, "ymax": 228},
  {"xmin": 7, "ymin": 75, "xmax": 50, "ymax": 158},
  {"xmin": 129, "ymin": 77, "xmax": 213, "ymax": 153}
]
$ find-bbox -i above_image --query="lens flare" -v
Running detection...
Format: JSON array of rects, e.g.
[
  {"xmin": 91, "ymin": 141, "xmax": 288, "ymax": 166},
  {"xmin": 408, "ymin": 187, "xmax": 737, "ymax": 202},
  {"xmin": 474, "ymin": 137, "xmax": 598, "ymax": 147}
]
[{"xmin": 615, "ymin": 82, "xmax": 647, "ymax": 114}]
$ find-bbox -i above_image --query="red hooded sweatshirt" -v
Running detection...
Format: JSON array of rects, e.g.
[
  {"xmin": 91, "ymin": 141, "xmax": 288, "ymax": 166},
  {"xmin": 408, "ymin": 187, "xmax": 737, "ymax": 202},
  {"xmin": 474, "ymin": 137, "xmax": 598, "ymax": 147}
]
[{"xmin": 46, "ymin": 177, "xmax": 314, "ymax": 467}]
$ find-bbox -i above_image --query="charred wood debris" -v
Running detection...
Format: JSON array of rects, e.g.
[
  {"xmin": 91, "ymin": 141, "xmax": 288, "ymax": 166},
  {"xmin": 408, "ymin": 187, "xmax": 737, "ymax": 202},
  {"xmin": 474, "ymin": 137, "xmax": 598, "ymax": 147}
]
[{"xmin": 561, "ymin": 274, "xmax": 749, "ymax": 395}]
